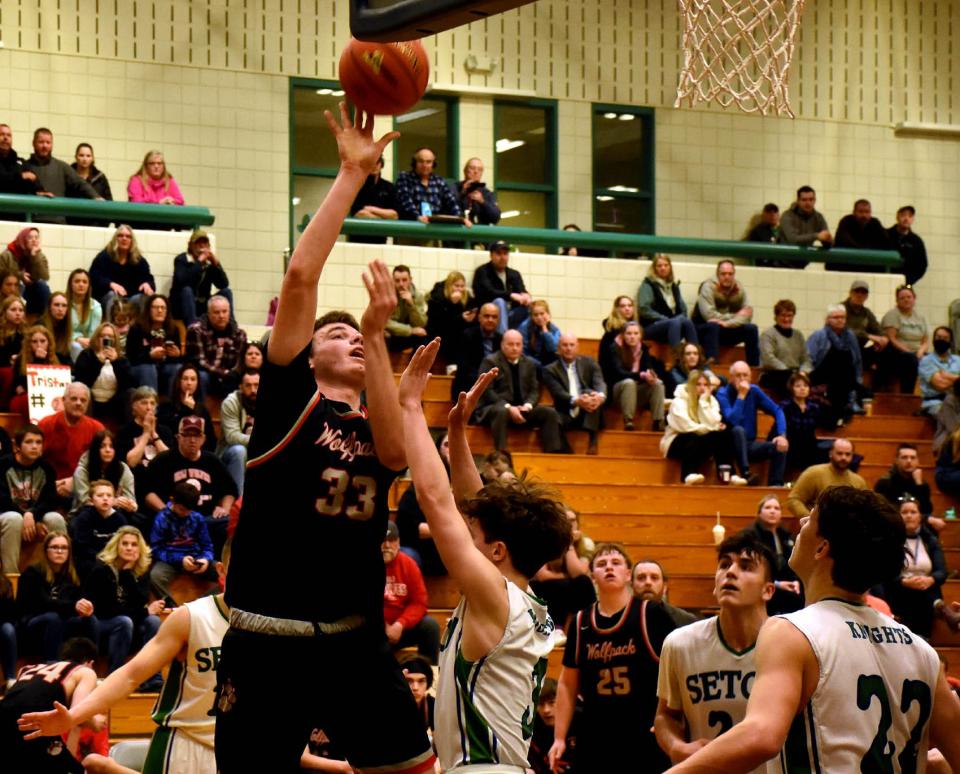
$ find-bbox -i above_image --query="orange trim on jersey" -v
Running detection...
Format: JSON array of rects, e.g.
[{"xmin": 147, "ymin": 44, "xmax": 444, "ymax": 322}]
[
  {"xmin": 639, "ymin": 599, "xmax": 660, "ymax": 664},
  {"xmin": 247, "ymin": 390, "xmax": 322, "ymax": 468},
  {"xmin": 573, "ymin": 609, "xmax": 584, "ymax": 667},
  {"xmin": 589, "ymin": 595, "xmax": 634, "ymax": 635}
]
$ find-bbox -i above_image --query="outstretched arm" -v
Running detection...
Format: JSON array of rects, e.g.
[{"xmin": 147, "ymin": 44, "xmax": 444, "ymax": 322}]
[
  {"xmin": 399, "ymin": 340, "xmax": 508, "ymax": 657},
  {"xmin": 447, "ymin": 367, "xmax": 499, "ymax": 503},
  {"xmin": 19, "ymin": 606, "xmax": 191, "ymax": 739},
  {"xmin": 270, "ymin": 105, "xmax": 399, "ymax": 366},
  {"xmin": 361, "ymin": 260, "xmax": 405, "ymax": 471}
]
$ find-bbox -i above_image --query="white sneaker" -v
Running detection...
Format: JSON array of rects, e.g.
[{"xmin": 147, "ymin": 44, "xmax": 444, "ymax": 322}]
[
  {"xmin": 684, "ymin": 473, "xmax": 705, "ymax": 485},
  {"xmin": 730, "ymin": 475, "xmax": 748, "ymax": 486}
]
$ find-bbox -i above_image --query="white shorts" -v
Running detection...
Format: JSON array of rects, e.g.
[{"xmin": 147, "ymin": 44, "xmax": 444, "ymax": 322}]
[{"xmin": 143, "ymin": 728, "xmax": 215, "ymax": 774}]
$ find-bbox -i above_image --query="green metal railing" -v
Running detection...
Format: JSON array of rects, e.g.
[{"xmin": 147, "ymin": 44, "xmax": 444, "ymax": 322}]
[
  {"xmin": 0, "ymin": 194, "xmax": 215, "ymax": 228},
  {"xmin": 322, "ymin": 217, "xmax": 903, "ymax": 269}
]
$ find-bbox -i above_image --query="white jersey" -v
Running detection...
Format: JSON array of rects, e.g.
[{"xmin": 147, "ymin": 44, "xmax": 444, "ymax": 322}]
[
  {"xmin": 436, "ymin": 579, "xmax": 553, "ymax": 771},
  {"xmin": 767, "ymin": 598, "xmax": 940, "ymax": 774},
  {"xmin": 151, "ymin": 595, "xmax": 230, "ymax": 748},
  {"xmin": 658, "ymin": 616, "xmax": 766, "ymax": 774}
]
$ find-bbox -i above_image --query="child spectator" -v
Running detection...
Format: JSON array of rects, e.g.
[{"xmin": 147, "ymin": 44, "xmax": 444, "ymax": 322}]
[
  {"xmin": 126, "ymin": 293, "xmax": 183, "ymax": 393},
  {"xmin": 399, "ymin": 654, "xmax": 435, "ymax": 738},
  {"xmin": 42, "ymin": 291, "xmax": 72, "ymax": 363},
  {"xmin": 0, "ymin": 295, "xmax": 26, "ymax": 379},
  {"xmin": 84, "ymin": 525, "xmax": 164, "ymax": 677},
  {"xmin": 16, "ymin": 530, "xmax": 97, "ymax": 661},
  {"xmin": 72, "ymin": 429, "xmax": 137, "ymax": 517},
  {"xmin": 108, "ymin": 298, "xmax": 135, "ymax": 354},
  {"xmin": 127, "ymin": 150, "xmax": 184, "ymax": 205},
  {"xmin": 0, "ymin": 269, "xmax": 20, "ymax": 301},
  {"xmin": 68, "ymin": 480, "xmax": 127, "ymax": 581},
  {"xmin": 148, "ymin": 482, "xmax": 215, "ymax": 599},
  {"xmin": 0, "ymin": 424, "xmax": 64, "ymax": 574},
  {"xmin": 528, "ymin": 678, "xmax": 576, "ymax": 774},
  {"xmin": 156, "ymin": 363, "xmax": 215, "ymax": 453},
  {"xmin": 0, "ymin": 572, "xmax": 15, "ymax": 685},
  {"xmin": 72, "ymin": 321, "xmax": 133, "ymax": 423},
  {"xmin": 8, "ymin": 325, "xmax": 59, "ymax": 419},
  {"xmin": 66, "ymin": 268, "xmax": 102, "ymax": 361}
]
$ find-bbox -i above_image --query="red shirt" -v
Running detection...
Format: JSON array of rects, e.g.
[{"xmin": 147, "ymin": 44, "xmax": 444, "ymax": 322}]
[
  {"xmin": 383, "ymin": 551, "xmax": 428, "ymax": 630},
  {"xmin": 38, "ymin": 412, "xmax": 105, "ymax": 479}
]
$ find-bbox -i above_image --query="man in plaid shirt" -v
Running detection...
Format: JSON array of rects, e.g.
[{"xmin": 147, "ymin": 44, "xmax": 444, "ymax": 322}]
[
  {"xmin": 186, "ymin": 294, "xmax": 248, "ymax": 397},
  {"xmin": 394, "ymin": 146, "xmax": 463, "ymax": 222}
]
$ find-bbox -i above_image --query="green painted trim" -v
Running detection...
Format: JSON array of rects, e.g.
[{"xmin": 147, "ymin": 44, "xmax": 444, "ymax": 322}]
[
  {"xmin": 591, "ymin": 103, "xmax": 656, "ymax": 234},
  {"xmin": 0, "ymin": 195, "xmax": 213, "ymax": 226},
  {"xmin": 447, "ymin": 97, "xmax": 461, "ymax": 181},
  {"xmin": 328, "ymin": 218, "xmax": 903, "ymax": 267},
  {"xmin": 715, "ymin": 616, "xmax": 757, "ymax": 657},
  {"xmin": 495, "ymin": 182, "xmax": 553, "ymax": 193},
  {"xmin": 291, "ymin": 165, "xmax": 341, "ymax": 177}
]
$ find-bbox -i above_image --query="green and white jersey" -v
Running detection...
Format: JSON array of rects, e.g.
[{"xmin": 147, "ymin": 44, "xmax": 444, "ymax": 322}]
[
  {"xmin": 658, "ymin": 616, "xmax": 766, "ymax": 774},
  {"xmin": 768, "ymin": 598, "xmax": 940, "ymax": 774},
  {"xmin": 435, "ymin": 578, "xmax": 553, "ymax": 771},
  {"xmin": 151, "ymin": 595, "xmax": 229, "ymax": 748}
]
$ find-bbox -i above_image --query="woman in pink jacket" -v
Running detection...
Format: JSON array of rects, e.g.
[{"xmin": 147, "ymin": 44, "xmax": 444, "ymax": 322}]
[{"xmin": 127, "ymin": 150, "xmax": 184, "ymax": 205}]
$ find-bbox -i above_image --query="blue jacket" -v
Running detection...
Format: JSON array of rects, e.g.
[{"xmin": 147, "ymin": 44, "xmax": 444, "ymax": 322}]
[
  {"xmin": 149, "ymin": 507, "xmax": 214, "ymax": 566},
  {"xmin": 718, "ymin": 383, "xmax": 785, "ymax": 440}
]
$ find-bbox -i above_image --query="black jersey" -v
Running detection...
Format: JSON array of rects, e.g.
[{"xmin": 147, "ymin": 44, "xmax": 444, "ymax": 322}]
[
  {"xmin": 563, "ymin": 597, "xmax": 675, "ymax": 770},
  {"xmin": 227, "ymin": 344, "xmax": 400, "ymax": 623},
  {"xmin": 0, "ymin": 661, "xmax": 86, "ymax": 774}
]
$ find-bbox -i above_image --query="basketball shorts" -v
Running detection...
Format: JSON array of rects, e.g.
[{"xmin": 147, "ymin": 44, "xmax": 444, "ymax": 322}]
[
  {"xmin": 143, "ymin": 727, "xmax": 214, "ymax": 774},
  {"xmin": 214, "ymin": 623, "xmax": 436, "ymax": 773}
]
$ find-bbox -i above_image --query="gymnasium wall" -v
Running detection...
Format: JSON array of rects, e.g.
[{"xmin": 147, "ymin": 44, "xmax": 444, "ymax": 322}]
[{"xmin": 0, "ymin": 0, "xmax": 957, "ymax": 326}]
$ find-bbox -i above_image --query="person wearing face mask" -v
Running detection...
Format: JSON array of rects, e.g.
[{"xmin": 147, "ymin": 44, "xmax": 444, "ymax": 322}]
[{"xmin": 918, "ymin": 326, "xmax": 960, "ymax": 416}]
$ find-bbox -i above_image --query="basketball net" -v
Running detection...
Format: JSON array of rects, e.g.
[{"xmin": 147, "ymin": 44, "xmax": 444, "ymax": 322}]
[{"xmin": 674, "ymin": 0, "xmax": 807, "ymax": 117}]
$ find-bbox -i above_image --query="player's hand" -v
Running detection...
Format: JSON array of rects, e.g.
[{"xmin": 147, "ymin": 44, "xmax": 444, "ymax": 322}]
[
  {"xmin": 398, "ymin": 338, "xmax": 440, "ymax": 409},
  {"xmin": 18, "ymin": 701, "xmax": 74, "ymax": 740},
  {"xmin": 547, "ymin": 739, "xmax": 567, "ymax": 773},
  {"xmin": 449, "ymin": 368, "xmax": 498, "ymax": 428},
  {"xmin": 779, "ymin": 580, "xmax": 802, "ymax": 595},
  {"xmin": 360, "ymin": 260, "xmax": 398, "ymax": 334},
  {"xmin": 324, "ymin": 102, "xmax": 400, "ymax": 178}
]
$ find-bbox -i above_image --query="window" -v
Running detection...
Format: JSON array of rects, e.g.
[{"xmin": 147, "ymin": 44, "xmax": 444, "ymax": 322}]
[
  {"xmin": 394, "ymin": 95, "xmax": 458, "ymax": 181},
  {"xmin": 289, "ymin": 81, "xmax": 458, "ymax": 245},
  {"xmin": 494, "ymin": 99, "xmax": 557, "ymax": 243},
  {"xmin": 593, "ymin": 105, "xmax": 655, "ymax": 236},
  {"xmin": 290, "ymin": 79, "xmax": 345, "ymax": 245}
]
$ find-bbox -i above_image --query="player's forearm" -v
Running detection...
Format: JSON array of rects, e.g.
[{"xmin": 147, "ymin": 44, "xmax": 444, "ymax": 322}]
[
  {"xmin": 667, "ymin": 718, "xmax": 781, "ymax": 773},
  {"xmin": 448, "ymin": 416, "xmax": 483, "ymax": 503},
  {"xmin": 362, "ymin": 326, "xmax": 406, "ymax": 470},
  {"xmin": 553, "ymin": 672, "xmax": 577, "ymax": 742},
  {"xmin": 67, "ymin": 667, "xmax": 143, "ymax": 726},
  {"xmin": 654, "ymin": 710, "xmax": 689, "ymax": 761},
  {"xmin": 402, "ymin": 404, "xmax": 469, "ymax": 553}
]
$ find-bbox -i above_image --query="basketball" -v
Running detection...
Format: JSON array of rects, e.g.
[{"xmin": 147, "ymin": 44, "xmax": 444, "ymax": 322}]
[{"xmin": 338, "ymin": 38, "xmax": 429, "ymax": 116}]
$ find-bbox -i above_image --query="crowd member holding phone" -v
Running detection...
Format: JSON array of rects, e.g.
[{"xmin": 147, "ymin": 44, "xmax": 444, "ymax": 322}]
[{"xmin": 72, "ymin": 323, "xmax": 133, "ymax": 423}]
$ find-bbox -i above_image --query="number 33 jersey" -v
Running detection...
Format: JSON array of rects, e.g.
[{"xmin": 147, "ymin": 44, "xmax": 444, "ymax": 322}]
[
  {"xmin": 658, "ymin": 617, "xmax": 764, "ymax": 774},
  {"xmin": 768, "ymin": 599, "xmax": 940, "ymax": 774},
  {"xmin": 227, "ymin": 344, "xmax": 399, "ymax": 624}
]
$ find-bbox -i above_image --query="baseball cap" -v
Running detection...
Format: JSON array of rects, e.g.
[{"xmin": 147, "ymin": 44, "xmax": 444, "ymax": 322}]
[
  {"xmin": 179, "ymin": 416, "xmax": 205, "ymax": 436},
  {"xmin": 189, "ymin": 228, "xmax": 210, "ymax": 245},
  {"xmin": 850, "ymin": 280, "xmax": 869, "ymax": 292},
  {"xmin": 385, "ymin": 521, "xmax": 400, "ymax": 540},
  {"xmin": 488, "ymin": 240, "xmax": 510, "ymax": 253}
]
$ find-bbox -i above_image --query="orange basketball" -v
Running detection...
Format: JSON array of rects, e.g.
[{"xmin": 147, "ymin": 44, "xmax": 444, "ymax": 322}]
[{"xmin": 338, "ymin": 38, "xmax": 430, "ymax": 116}]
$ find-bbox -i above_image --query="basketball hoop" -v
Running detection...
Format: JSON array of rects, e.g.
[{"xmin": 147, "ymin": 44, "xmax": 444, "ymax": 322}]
[{"xmin": 674, "ymin": 0, "xmax": 807, "ymax": 117}]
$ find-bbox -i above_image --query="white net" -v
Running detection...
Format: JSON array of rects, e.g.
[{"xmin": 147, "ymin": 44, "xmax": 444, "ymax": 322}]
[{"xmin": 674, "ymin": 0, "xmax": 808, "ymax": 117}]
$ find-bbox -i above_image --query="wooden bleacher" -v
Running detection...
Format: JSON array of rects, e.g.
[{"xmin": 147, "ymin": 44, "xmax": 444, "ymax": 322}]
[{"xmin": 399, "ymin": 340, "xmax": 960, "ymax": 682}]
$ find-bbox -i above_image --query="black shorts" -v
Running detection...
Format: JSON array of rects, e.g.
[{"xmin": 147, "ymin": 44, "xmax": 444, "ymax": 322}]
[{"xmin": 214, "ymin": 624, "xmax": 435, "ymax": 773}]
